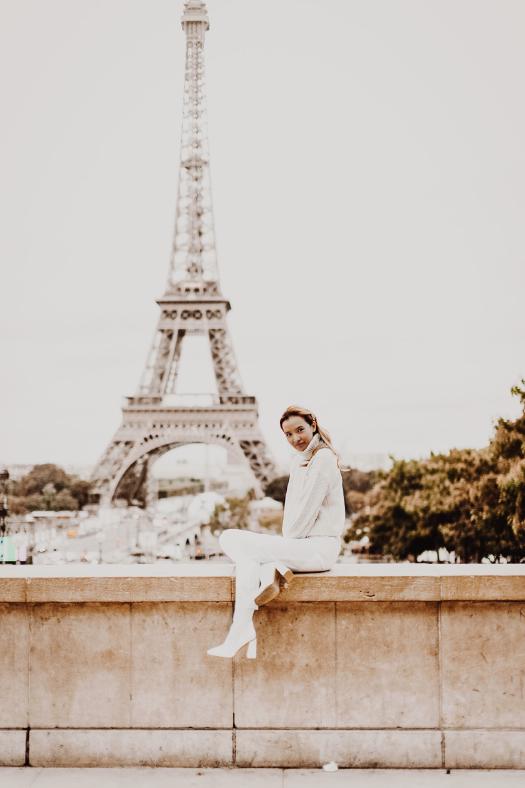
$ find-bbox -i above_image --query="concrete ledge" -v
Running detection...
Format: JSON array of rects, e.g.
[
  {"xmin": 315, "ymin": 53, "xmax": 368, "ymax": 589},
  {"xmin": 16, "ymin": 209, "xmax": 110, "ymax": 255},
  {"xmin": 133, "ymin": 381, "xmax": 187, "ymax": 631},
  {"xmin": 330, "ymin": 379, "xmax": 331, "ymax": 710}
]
[
  {"xmin": 235, "ymin": 730, "xmax": 443, "ymax": 769},
  {"xmin": 7, "ymin": 728, "xmax": 525, "ymax": 769},
  {"xmin": 1, "ymin": 562, "xmax": 524, "ymax": 602},
  {"xmin": 0, "ymin": 731, "xmax": 26, "ymax": 767},
  {"xmin": 1, "ymin": 563, "xmax": 525, "ymax": 768},
  {"xmin": 29, "ymin": 730, "xmax": 232, "ymax": 768},
  {"xmin": 26, "ymin": 728, "xmax": 444, "ymax": 769},
  {"xmin": 444, "ymin": 731, "xmax": 525, "ymax": 769}
]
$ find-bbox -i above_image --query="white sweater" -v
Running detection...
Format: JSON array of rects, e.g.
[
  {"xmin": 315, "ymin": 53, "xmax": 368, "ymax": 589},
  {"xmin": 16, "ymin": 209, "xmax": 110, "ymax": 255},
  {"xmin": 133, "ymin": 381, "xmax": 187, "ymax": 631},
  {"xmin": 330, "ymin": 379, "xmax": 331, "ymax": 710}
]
[{"xmin": 281, "ymin": 446, "xmax": 346, "ymax": 539}]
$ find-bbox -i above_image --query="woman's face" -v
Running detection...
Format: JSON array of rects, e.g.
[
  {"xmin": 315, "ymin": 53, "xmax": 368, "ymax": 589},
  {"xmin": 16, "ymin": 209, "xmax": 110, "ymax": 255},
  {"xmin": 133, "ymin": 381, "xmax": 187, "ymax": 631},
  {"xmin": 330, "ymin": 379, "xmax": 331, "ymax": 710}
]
[{"xmin": 281, "ymin": 415, "xmax": 316, "ymax": 452}]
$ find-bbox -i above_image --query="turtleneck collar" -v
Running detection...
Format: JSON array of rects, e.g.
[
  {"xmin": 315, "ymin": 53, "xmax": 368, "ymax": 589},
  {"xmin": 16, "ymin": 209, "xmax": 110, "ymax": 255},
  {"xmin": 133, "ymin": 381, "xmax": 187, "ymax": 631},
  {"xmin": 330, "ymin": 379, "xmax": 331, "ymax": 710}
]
[{"xmin": 296, "ymin": 431, "xmax": 322, "ymax": 466}]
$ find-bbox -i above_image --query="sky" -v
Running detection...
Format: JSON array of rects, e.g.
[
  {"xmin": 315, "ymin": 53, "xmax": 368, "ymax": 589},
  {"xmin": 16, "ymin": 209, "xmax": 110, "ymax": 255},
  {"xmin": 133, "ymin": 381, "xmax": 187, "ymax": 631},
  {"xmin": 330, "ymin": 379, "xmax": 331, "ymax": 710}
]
[{"xmin": 1, "ymin": 0, "xmax": 524, "ymax": 476}]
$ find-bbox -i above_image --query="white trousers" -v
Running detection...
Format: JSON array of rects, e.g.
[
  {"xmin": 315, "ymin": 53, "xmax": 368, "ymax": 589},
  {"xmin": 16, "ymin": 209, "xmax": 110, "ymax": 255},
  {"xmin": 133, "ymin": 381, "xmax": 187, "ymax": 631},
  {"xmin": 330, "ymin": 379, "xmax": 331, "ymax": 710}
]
[{"xmin": 219, "ymin": 528, "xmax": 342, "ymax": 616}]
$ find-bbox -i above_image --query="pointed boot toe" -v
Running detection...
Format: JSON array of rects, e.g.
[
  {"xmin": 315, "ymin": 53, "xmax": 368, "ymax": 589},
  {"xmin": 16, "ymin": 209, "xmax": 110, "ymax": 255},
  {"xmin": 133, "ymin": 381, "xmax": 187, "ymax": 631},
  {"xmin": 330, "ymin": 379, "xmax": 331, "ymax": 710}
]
[{"xmin": 206, "ymin": 621, "xmax": 257, "ymax": 659}]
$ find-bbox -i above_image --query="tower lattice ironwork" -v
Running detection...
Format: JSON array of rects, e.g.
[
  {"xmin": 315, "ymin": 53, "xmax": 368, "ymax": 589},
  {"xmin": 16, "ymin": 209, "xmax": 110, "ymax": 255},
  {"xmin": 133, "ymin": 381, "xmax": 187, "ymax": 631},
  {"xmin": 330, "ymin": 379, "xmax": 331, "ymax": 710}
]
[{"xmin": 90, "ymin": 0, "xmax": 276, "ymax": 507}]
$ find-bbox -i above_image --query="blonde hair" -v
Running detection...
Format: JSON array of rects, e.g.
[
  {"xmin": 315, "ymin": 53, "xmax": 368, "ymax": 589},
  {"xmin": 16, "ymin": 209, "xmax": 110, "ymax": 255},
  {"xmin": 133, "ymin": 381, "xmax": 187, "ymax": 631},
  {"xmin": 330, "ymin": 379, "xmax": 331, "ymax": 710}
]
[{"xmin": 279, "ymin": 404, "xmax": 349, "ymax": 472}]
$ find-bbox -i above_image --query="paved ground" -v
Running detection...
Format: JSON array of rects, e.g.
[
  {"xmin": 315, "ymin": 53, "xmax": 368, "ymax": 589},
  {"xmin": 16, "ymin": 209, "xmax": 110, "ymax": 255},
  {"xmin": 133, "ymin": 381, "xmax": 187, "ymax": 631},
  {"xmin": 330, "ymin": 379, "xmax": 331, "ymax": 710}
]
[{"xmin": 1, "ymin": 769, "xmax": 525, "ymax": 787}]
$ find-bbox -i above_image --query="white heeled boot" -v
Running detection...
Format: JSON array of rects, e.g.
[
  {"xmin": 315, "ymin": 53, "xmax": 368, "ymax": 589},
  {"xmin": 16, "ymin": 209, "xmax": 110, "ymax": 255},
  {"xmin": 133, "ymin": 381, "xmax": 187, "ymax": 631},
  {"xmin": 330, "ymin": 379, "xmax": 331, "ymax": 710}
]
[
  {"xmin": 206, "ymin": 604, "xmax": 257, "ymax": 659},
  {"xmin": 255, "ymin": 561, "xmax": 294, "ymax": 606}
]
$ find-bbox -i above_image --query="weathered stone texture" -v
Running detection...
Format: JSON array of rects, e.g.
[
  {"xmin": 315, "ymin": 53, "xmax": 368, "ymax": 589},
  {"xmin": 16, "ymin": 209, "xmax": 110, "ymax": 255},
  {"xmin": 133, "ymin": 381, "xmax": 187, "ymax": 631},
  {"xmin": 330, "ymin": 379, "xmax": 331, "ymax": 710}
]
[{"xmin": 1, "ymin": 564, "xmax": 524, "ymax": 768}]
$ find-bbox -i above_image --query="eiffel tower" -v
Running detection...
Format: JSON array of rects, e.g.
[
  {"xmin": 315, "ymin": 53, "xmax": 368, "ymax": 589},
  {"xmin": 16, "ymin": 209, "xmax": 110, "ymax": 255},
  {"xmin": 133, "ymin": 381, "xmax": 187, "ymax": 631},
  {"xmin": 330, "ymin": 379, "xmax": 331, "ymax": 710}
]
[{"xmin": 90, "ymin": 0, "xmax": 276, "ymax": 508}]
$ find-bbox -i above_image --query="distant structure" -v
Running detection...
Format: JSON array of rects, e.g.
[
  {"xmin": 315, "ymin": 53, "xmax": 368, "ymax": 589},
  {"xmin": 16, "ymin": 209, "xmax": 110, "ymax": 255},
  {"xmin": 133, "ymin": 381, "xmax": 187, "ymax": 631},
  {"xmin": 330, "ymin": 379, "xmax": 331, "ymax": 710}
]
[{"xmin": 90, "ymin": 1, "xmax": 276, "ymax": 507}]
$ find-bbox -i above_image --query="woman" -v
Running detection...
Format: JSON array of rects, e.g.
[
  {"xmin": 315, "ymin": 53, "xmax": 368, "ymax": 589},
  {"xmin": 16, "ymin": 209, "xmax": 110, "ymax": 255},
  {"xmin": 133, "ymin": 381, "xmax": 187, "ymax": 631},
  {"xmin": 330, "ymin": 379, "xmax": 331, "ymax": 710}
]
[{"xmin": 206, "ymin": 405, "xmax": 346, "ymax": 660}]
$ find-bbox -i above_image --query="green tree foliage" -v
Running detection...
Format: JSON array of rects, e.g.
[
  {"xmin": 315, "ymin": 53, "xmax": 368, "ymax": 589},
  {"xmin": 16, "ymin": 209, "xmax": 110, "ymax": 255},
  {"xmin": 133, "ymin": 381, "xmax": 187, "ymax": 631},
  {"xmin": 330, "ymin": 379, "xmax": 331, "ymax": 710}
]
[
  {"xmin": 8, "ymin": 464, "xmax": 90, "ymax": 514},
  {"xmin": 208, "ymin": 491, "xmax": 255, "ymax": 533},
  {"xmin": 264, "ymin": 475, "xmax": 288, "ymax": 504},
  {"xmin": 341, "ymin": 468, "xmax": 377, "ymax": 516},
  {"xmin": 114, "ymin": 464, "xmax": 146, "ymax": 507},
  {"xmin": 349, "ymin": 381, "xmax": 525, "ymax": 562}
]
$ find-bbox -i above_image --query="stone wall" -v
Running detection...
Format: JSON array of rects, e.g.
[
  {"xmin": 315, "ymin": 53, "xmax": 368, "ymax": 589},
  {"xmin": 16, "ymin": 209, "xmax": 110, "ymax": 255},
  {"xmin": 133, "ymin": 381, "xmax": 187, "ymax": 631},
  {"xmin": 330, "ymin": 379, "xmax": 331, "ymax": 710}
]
[{"xmin": 1, "ymin": 563, "xmax": 524, "ymax": 768}]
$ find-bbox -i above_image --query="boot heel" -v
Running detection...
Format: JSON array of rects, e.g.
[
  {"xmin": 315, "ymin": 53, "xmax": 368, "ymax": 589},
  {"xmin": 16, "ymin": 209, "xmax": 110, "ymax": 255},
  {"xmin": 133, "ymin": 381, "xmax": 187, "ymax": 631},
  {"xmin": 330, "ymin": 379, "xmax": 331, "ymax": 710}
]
[
  {"xmin": 246, "ymin": 637, "xmax": 257, "ymax": 659},
  {"xmin": 275, "ymin": 562, "xmax": 294, "ymax": 585}
]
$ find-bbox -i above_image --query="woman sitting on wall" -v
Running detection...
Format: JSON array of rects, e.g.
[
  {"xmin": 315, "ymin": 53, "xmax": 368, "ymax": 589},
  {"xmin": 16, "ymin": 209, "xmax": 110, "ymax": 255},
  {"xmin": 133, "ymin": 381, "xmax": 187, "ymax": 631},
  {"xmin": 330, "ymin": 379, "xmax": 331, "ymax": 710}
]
[{"xmin": 207, "ymin": 404, "xmax": 346, "ymax": 660}]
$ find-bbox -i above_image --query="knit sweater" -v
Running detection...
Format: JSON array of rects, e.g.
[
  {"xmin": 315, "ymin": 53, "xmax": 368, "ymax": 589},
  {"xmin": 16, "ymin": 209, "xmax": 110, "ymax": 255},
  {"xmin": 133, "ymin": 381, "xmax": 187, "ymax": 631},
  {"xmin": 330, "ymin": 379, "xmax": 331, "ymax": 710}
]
[{"xmin": 281, "ymin": 437, "xmax": 346, "ymax": 539}]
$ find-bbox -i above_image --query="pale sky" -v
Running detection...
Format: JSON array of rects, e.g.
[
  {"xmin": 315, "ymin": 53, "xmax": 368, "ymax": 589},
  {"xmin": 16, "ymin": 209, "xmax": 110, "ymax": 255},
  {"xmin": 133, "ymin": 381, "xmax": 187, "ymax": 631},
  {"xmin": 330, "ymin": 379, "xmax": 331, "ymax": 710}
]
[{"xmin": 1, "ymin": 0, "xmax": 524, "ymax": 475}]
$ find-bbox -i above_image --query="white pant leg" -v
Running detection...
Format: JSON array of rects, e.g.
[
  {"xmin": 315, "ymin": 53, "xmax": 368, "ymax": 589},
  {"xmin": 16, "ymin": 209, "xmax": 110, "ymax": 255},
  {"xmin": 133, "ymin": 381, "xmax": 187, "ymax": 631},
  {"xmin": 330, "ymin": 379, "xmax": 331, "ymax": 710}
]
[{"xmin": 219, "ymin": 529, "xmax": 341, "ymax": 614}]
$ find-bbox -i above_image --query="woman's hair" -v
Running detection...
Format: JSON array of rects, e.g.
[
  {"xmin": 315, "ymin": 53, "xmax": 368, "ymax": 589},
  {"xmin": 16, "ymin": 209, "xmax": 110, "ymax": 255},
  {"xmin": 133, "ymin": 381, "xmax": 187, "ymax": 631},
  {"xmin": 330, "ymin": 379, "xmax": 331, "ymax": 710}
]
[{"xmin": 279, "ymin": 404, "xmax": 349, "ymax": 472}]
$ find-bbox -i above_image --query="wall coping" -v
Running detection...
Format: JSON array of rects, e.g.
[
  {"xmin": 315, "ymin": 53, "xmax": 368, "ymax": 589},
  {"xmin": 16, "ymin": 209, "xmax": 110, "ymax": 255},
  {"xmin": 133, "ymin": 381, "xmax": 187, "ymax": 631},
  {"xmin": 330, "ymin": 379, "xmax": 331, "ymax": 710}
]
[
  {"xmin": 0, "ymin": 562, "xmax": 524, "ymax": 602},
  {"xmin": 1, "ymin": 562, "xmax": 525, "ymax": 578}
]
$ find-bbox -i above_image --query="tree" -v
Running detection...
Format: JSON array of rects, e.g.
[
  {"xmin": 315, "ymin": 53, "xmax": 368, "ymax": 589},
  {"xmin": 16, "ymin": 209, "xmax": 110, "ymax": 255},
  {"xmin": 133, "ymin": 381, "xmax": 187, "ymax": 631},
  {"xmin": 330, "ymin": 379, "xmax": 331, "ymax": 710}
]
[
  {"xmin": 348, "ymin": 381, "xmax": 525, "ymax": 562},
  {"xmin": 113, "ymin": 463, "xmax": 146, "ymax": 507},
  {"xmin": 341, "ymin": 468, "xmax": 377, "ymax": 516},
  {"xmin": 264, "ymin": 475, "xmax": 289, "ymax": 504},
  {"xmin": 8, "ymin": 464, "xmax": 91, "ymax": 514},
  {"xmin": 16, "ymin": 465, "xmax": 69, "ymax": 497},
  {"xmin": 209, "ymin": 492, "xmax": 253, "ymax": 533}
]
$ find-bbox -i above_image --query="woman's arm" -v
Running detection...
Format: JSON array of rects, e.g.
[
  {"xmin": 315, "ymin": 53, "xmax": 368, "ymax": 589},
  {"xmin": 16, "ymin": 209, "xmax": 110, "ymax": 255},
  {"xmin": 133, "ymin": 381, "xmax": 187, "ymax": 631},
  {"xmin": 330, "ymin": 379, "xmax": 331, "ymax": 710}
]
[{"xmin": 283, "ymin": 450, "xmax": 334, "ymax": 539}]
